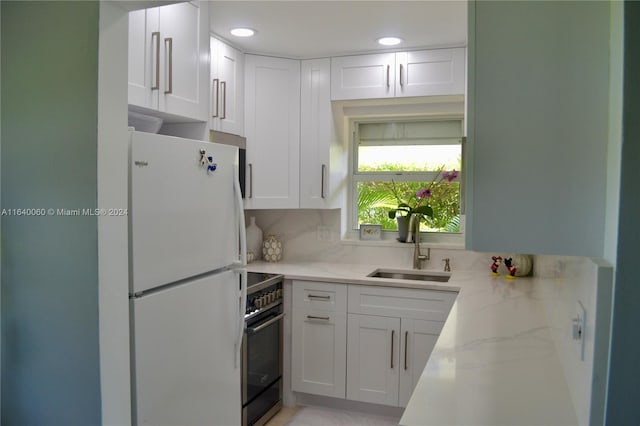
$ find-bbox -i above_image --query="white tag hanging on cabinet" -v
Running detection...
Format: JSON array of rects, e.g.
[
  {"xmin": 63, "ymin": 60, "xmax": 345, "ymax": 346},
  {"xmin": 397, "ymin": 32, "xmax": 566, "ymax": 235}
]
[{"xmin": 199, "ymin": 149, "xmax": 217, "ymax": 173}]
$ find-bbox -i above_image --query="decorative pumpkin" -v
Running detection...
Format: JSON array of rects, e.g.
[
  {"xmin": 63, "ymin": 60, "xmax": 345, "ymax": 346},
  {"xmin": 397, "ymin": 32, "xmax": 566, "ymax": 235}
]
[{"xmin": 505, "ymin": 254, "xmax": 533, "ymax": 276}]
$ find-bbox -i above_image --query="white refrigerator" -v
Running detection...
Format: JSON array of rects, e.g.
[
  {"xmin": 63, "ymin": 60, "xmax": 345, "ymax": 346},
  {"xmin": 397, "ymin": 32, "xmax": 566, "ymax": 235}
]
[{"xmin": 129, "ymin": 131, "xmax": 247, "ymax": 426}]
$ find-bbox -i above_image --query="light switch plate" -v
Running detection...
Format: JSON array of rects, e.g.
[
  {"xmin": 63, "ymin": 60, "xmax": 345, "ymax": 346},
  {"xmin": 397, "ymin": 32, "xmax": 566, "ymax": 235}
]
[{"xmin": 574, "ymin": 300, "xmax": 586, "ymax": 361}]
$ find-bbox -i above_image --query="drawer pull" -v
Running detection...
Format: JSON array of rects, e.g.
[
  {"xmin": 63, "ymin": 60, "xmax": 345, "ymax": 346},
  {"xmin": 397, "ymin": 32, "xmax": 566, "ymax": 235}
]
[
  {"xmin": 308, "ymin": 294, "xmax": 330, "ymax": 300},
  {"xmin": 306, "ymin": 315, "xmax": 330, "ymax": 321}
]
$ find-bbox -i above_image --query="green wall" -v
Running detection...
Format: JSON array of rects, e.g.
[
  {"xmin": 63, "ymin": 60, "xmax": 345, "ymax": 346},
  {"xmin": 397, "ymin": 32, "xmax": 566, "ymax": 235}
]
[
  {"xmin": 1, "ymin": 1, "xmax": 102, "ymax": 424},
  {"xmin": 606, "ymin": 2, "xmax": 640, "ymax": 424}
]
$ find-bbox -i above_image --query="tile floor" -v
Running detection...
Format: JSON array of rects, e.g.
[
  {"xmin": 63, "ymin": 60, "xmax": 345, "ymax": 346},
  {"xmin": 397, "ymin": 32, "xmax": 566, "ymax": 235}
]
[{"xmin": 265, "ymin": 406, "xmax": 400, "ymax": 426}]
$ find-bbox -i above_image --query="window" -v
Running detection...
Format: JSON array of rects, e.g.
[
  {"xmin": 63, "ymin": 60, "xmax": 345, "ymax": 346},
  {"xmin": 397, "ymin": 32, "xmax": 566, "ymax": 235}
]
[{"xmin": 351, "ymin": 118, "xmax": 464, "ymax": 237}]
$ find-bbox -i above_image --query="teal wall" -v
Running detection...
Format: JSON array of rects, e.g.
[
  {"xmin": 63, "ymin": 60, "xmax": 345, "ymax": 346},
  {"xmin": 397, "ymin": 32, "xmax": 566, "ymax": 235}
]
[
  {"xmin": 606, "ymin": 2, "xmax": 640, "ymax": 424},
  {"xmin": 1, "ymin": 2, "xmax": 102, "ymax": 424}
]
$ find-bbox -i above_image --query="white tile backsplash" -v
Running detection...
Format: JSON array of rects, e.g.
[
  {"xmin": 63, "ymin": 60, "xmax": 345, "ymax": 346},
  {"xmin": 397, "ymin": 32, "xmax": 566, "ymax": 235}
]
[
  {"xmin": 534, "ymin": 255, "xmax": 613, "ymax": 426},
  {"xmin": 246, "ymin": 209, "xmax": 492, "ymax": 271}
]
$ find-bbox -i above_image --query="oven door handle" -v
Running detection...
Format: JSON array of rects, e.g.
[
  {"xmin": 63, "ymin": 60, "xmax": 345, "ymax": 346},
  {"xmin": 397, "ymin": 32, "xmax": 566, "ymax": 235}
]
[{"xmin": 247, "ymin": 313, "xmax": 285, "ymax": 334}]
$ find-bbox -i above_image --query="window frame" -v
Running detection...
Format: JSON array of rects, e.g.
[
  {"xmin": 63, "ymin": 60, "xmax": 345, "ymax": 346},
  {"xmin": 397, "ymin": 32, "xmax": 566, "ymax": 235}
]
[{"xmin": 348, "ymin": 116, "xmax": 465, "ymax": 243}]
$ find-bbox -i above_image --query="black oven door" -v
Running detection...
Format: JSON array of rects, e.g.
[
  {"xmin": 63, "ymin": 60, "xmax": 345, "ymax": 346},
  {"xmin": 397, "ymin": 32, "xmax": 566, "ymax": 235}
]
[{"xmin": 242, "ymin": 305, "xmax": 283, "ymax": 426}]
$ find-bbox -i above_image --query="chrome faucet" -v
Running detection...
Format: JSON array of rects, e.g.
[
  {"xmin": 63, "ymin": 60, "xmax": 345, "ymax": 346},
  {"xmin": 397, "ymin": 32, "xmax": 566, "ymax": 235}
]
[{"xmin": 413, "ymin": 235, "xmax": 430, "ymax": 269}]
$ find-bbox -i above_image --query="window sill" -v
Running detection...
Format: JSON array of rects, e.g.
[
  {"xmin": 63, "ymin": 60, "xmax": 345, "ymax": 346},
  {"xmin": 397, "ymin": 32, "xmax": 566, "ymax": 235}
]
[{"xmin": 342, "ymin": 231, "xmax": 465, "ymax": 250}]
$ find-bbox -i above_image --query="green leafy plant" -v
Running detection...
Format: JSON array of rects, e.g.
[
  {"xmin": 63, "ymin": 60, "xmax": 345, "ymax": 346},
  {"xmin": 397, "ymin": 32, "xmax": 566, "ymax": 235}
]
[{"xmin": 387, "ymin": 168, "xmax": 460, "ymax": 228}]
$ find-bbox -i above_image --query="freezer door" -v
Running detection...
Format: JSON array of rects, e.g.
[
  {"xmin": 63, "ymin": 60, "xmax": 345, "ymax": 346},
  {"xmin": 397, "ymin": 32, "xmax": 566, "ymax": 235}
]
[
  {"xmin": 131, "ymin": 270, "xmax": 241, "ymax": 426},
  {"xmin": 130, "ymin": 131, "xmax": 240, "ymax": 293}
]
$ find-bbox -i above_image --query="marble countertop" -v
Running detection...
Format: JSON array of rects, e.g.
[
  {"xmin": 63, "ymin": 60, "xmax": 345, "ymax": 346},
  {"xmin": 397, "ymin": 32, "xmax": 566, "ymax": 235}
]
[{"xmin": 246, "ymin": 261, "xmax": 578, "ymax": 426}]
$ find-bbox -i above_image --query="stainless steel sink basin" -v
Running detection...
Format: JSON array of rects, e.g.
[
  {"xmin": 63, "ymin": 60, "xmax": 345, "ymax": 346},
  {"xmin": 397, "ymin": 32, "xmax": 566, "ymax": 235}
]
[{"xmin": 367, "ymin": 268, "xmax": 451, "ymax": 282}]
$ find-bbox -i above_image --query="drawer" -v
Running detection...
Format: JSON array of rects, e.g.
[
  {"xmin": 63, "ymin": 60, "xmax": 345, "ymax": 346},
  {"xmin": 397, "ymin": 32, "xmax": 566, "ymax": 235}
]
[
  {"xmin": 292, "ymin": 280, "xmax": 347, "ymax": 312},
  {"xmin": 348, "ymin": 285, "xmax": 457, "ymax": 321}
]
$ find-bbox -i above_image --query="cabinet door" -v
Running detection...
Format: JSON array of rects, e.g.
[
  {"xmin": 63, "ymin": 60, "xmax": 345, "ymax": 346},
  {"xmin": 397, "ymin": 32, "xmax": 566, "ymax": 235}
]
[
  {"xmin": 398, "ymin": 319, "xmax": 443, "ymax": 407},
  {"xmin": 346, "ymin": 314, "xmax": 400, "ymax": 406},
  {"xmin": 128, "ymin": 8, "xmax": 159, "ymax": 109},
  {"xmin": 331, "ymin": 53, "xmax": 395, "ymax": 100},
  {"xmin": 300, "ymin": 58, "xmax": 332, "ymax": 208},
  {"xmin": 158, "ymin": 1, "xmax": 207, "ymax": 121},
  {"xmin": 291, "ymin": 309, "xmax": 347, "ymax": 398},
  {"xmin": 396, "ymin": 48, "xmax": 465, "ymax": 97},
  {"xmin": 216, "ymin": 41, "xmax": 244, "ymax": 135},
  {"xmin": 467, "ymin": 1, "xmax": 608, "ymax": 256},
  {"xmin": 244, "ymin": 55, "xmax": 300, "ymax": 209}
]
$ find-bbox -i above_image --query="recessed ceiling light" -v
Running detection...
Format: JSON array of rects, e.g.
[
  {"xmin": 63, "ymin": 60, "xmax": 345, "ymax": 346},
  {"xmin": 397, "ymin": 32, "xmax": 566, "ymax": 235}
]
[
  {"xmin": 377, "ymin": 36, "xmax": 403, "ymax": 46},
  {"xmin": 230, "ymin": 28, "xmax": 255, "ymax": 38}
]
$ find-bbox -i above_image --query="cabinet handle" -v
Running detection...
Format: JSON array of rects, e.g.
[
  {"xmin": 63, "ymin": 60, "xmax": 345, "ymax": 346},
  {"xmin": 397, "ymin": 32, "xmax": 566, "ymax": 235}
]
[
  {"xmin": 248, "ymin": 163, "xmax": 253, "ymax": 198},
  {"xmin": 399, "ymin": 64, "xmax": 404, "ymax": 88},
  {"xmin": 151, "ymin": 32, "xmax": 160, "ymax": 90},
  {"xmin": 308, "ymin": 294, "xmax": 330, "ymax": 300},
  {"xmin": 164, "ymin": 37, "xmax": 173, "ymax": 94},
  {"xmin": 404, "ymin": 331, "xmax": 408, "ymax": 370},
  {"xmin": 247, "ymin": 313, "xmax": 285, "ymax": 333},
  {"xmin": 220, "ymin": 81, "xmax": 227, "ymax": 119},
  {"xmin": 306, "ymin": 315, "xmax": 330, "ymax": 321},
  {"xmin": 386, "ymin": 65, "xmax": 390, "ymax": 88},
  {"xmin": 321, "ymin": 164, "xmax": 326, "ymax": 199},
  {"xmin": 390, "ymin": 330, "xmax": 395, "ymax": 369},
  {"xmin": 212, "ymin": 78, "xmax": 219, "ymax": 118}
]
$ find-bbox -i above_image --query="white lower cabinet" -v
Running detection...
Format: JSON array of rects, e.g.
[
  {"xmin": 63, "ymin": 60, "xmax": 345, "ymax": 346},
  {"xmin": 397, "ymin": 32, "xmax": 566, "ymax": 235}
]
[
  {"xmin": 291, "ymin": 281, "xmax": 456, "ymax": 408},
  {"xmin": 346, "ymin": 314, "xmax": 401, "ymax": 406},
  {"xmin": 346, "ymin": 314, "xmax": 444, "ymax": 407},
  {"xmin": 398, "ymin": 319, "xmax": 443, "ymax": 407},
  {"xmin": 291, "ymin": 281, "xmax": 347, "ymax": 398}
]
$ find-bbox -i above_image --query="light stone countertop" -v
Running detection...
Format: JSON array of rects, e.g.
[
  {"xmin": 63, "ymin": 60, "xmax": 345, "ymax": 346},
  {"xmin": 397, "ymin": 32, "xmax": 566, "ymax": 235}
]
[{"xmin": 246, "ymin": 261, "xmax": 578, "ymax": 426}]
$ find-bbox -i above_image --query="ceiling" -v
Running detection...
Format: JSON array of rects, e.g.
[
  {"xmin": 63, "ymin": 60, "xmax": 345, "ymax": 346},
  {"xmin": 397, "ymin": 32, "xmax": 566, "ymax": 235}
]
[{"xmin": 208, "ymin": 1, "xmax": 467, "ymax": 59}]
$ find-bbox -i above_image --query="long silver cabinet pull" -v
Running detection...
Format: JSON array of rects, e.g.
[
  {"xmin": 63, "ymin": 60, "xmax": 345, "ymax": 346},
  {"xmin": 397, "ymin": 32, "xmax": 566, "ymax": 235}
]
[
  {"xmin": 404, "ymin": 331, "xmax": 409, "ymax": 370},
  {"xmin": 151, "ymin": 32, "xmax": 160, "ymax": 90},
  {"xmin": 247, "ymin": 313, "xmax": 285, "ymax": 334},
  {"xmin": 390, "ymin": 329, "xmax": 395, "ymax": 369},
  {"xmin": 321, "ymin": 164, "xmax": 326, "ymax": 199},
  {"xmin": 307, "ymin": 315, "xmax": 330, "ymax": 321},
  {"xmin": 399, "ymin": 64, "xmax": 404, "ymax": 88},
  {"xmin": 220, "ymin": 81, "xmax": 227, "ymax": 119},
  {"xmin": 386, "ymin": 65, "xmax": 390, "ymax": 88},
  {"xmin": 248, "ymin": 163, "xmax": 253, "ymax": 198},
  {"xmin": 212, "ymin": 78, "xmax": 219, "ymax": 117},
  {"xmin": 164, "ymin": 37, "xmax": 173, "ymax": 94},
  {"xmin": 308, "ymin": 294, "xmax": 330, "ymax": 300}
]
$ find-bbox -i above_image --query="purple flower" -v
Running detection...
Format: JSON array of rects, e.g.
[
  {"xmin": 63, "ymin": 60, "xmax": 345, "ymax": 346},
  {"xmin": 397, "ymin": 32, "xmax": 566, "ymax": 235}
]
[
  {"xmin": 442, "ymin": 170, "xmax": 459, "ymax": 182},
  {"xmin": 416, "ymin": 188, "xmax": 432, "ymax": 199}
]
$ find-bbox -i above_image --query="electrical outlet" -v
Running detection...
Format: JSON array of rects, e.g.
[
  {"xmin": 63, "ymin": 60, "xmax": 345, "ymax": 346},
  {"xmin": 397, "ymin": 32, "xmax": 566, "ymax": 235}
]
[
  {"xmin": 317, "ymin": 226, "xmax": 332, "ymax": 241},
  {"xmin": 572, "ymin": 300, "xmax": 586, "ymax": 361}
]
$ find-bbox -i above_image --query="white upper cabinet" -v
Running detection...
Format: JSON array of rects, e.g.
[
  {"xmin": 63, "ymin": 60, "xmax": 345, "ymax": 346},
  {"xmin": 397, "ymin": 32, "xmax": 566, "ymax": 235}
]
[
  {"xmin": 244, "ymin": 55, "xmax": 300, "ymax": 209},
  {"xmin": 128, "ymin": 1, "xmax": 208, "ymax": 121},
  {"xmin": 331, "ymin": 53, "xmax": 396, "ymax": 100},
  {"xmin": 331, "ymin": 48, "xmax": 465, "ymax": 100},
  {"xmin": 211, "ymin": 37, "xmax": 244, "ymax": 135},
  {"xmin": 395, "ymin": 48, "xmax": 465, "ymax": 97},
  {"xmin": 300, "ymin": 58, "xmax": 345, "ymax": 209}
]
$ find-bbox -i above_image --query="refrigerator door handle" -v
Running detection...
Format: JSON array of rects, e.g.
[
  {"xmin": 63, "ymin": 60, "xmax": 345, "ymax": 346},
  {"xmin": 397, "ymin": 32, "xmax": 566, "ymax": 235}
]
[
  {"xmin": 234, "ymin": 268, "xmax": 247, "ymax": 369},
  {"xmin": 234, "ymin": 165, "xmax": 247, "ymax": 266}
]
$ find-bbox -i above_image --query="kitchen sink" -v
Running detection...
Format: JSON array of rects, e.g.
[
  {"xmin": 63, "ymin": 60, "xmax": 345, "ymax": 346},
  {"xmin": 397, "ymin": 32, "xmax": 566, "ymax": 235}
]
[{"xmin": 367, "ymin": 268, "xmax": 451, "ymax": 282}]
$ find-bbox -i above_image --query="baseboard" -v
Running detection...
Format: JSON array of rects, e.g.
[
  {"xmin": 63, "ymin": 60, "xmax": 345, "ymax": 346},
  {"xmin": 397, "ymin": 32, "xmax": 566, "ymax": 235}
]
[{"xmin": 293, "ymin": 392, "xmax": 404, "ymax": 419}]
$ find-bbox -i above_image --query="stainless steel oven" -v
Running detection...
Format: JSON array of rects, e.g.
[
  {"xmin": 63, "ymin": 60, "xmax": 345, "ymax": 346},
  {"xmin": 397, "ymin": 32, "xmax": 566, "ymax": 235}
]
[{"xmin": 242, "ymin": 273, "xmax": 284, "ymax": 426}]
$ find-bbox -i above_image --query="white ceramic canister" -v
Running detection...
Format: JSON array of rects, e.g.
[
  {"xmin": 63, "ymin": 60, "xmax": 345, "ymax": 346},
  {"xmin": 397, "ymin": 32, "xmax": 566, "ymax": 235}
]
[
  {"xmin": 262, "ymin": 235, "xmax": 283, "ymax": 262},
  {"xmin": 246, "ymin": 216, "xmax": 263, "ymax": 260}
]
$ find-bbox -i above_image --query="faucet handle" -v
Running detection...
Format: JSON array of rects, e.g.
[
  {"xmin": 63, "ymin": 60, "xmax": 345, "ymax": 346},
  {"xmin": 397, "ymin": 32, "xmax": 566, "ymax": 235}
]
[{"xmin": 442, "ymin": 258, "xmax": 451, "ymax": 272}]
